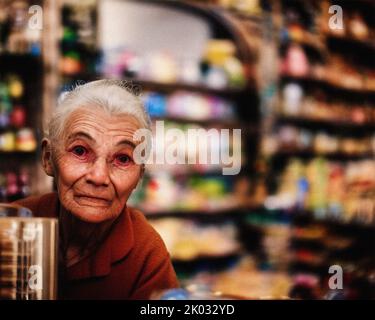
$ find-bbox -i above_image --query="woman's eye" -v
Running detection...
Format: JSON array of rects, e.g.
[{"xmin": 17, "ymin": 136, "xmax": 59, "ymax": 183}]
[
  {"xmin": 72, "ymin": 146, "xmax": 87, "ymax": 157},
  {"xmin": 116, "ymin": 155, "xmax": 132, "ymax": 165}
]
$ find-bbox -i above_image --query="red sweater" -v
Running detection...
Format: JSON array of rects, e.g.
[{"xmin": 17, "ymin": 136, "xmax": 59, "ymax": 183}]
[{"xmin": 14, "ymin": 193, "xmax": 179, "ymax": 300}]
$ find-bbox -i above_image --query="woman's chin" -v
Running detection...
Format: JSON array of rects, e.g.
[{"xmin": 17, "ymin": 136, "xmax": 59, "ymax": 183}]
[{"xmin": 68, "ymin": 203, "xmax": 118, "ymax": 223}]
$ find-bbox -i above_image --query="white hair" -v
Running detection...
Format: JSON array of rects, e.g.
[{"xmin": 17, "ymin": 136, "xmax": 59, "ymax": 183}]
[{"xmin": 46, "ymin": 79, "xmax": 151, "ymax": 144}]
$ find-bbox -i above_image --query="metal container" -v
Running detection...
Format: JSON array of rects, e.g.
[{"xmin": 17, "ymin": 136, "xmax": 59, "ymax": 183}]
[{"xmin": 0, "ymin": 204, "xmax": 58, "ymax": 300}]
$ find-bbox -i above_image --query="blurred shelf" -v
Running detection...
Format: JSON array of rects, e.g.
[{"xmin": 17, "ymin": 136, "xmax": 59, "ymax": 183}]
[
  {"xmin": 0, "ymin": 151, "xmax": 37, "ymax": 155},
  {"xmin": 290, "ymin": 260, "xmax": 328, "ymax": 273},
  {"xmin": 172, "ymin": 252, "xmax": 241, "ymax": 264},
  {"xmin": 0, "ymin": 53, "xmax": 42, "ymax": 62},
  {"xmin": 60, "ymin": 72, "xmax": 100, "ymax": 82},
  {"xmin": 253, "ymin": 207, "xmax": 375, "ymax": 230},
  {"xmin": 289, "ymin": 210, "xmax": 375, "ymax": 230},
  {"xmin": 147, "ymin": 167, "xmax": 240, "ymax": 177},
  {"xmin": 0, "ymin": 53, "xmax": 43, "ymax": 73},
  {"xmin": 276, "ymin": 115, "xmax": 375, "ymax": 132},
  {"xmin": 151, "ymin": 116, "xmax": 242, "ymax": 128},
  {"xmin": 280, "ymin": 74, "xmax": 375, "ymax": 96},
  {"xmin": 270, "ymin": 150, "xmax": 374, "ymax": 161},
  {"xmin": 352, "ymin": 0, "xmax": 375, "ymax": 5},
  {"xmin": 60, "ymin": 74, "xmax": 254, "ymax": 96},
  {"xmin": 280, "ymin": 35, "xmax": 326, "ymax": 57},
  {"xmin": 123, "ymin": 77, "xmax": 250, "ymax": 96},
  {"xmin": 229, "ymin": 11, "xmax": 263, "ymax": 24},
  {"xmin": 290, "ymin": 237, "xmax": 327, "ymax": 251},
  {"xmin": 144, "ymin": 205, "xmax": 261, "ymax": 219},
  {"xmin": 325, "ymin": 33, "xmax": 375, "ymax": 52}
]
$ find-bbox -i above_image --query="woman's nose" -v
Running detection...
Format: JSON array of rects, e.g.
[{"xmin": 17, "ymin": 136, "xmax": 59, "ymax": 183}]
[{"xmin": 85, "ymin": 158, "xmax": 110, "ymax": 187}]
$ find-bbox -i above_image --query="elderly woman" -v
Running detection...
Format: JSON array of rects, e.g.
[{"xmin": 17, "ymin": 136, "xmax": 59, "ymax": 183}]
[{"xmin": 14, "ymin": 80, "xmax": 179, "ymax": 299}]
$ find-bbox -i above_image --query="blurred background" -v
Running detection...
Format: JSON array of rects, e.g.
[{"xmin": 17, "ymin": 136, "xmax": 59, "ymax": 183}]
[{"xmin": 0, "ymin": 0, "xmax": 374, "ymax": 299}]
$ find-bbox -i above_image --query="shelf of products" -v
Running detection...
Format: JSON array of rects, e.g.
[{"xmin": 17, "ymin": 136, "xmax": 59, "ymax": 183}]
[
  {"xmin": 0, "ymin": 74, "xmax": 37, "ymax": 152},
  {"xmin": 0, "ymin": 0, "xmax": 42, "ymax": 56},
  {"xmin": 261, "ymin": 0, "xmax": 375, "ymax": 222},
  {"xmin": 103, "ymin": 39, "xmax": 248, "ymax": 91},
  {"xmin": 142, "ymin": 90, "xmax": 238, "ymax": 123},
  {"xmin": 266, "ymin": 125, "xmax": 374, "ymax": 158},
  {"xmin": 280, "ymin": 74, "xmax": 375, "ymax": 99},
  {"xmin": 131, "ymin": 172, "xmax": 246, "ymax": 214},
  {"xmin": 0, "ymin": 12, "xmax": 42, "ymax": 202},
  {"xmin": 320, "ymin": 1, "xmax": 374, "ymax": 46},
  {"xmin": 0, "ymin": 167, "xmax": 31, "ymax": 202},
  {"xmin": 265, "ymin": 157, "xmax": 375, "ymax": 224},
  {"xmin": 280, "ymin": 58, "xmax": 375, "ymax": 92},
  {"xmin": 149, "ymin": 218, "xmax": 242, "ymax": 262},
  {"xmin": 182, "ymin": 256, "xmax": 293, "ymax": 299},
  {"xmin": 255, "ymin": 0, "xmax": 375, "ymax": 299},
  {"xmin": 276, "ymin": 116, "xmax": 375, "ymax": 132},
  {"xmin": 238, "ymin": 207, "xmax": 374, "ymax": 299},
  {"xmin": 59, "ymin": 2, "xmax": 98, "ymax": 90},
  {"xmin": 123, "ymin": 77, "xmax": 249, "ymax": 97}
]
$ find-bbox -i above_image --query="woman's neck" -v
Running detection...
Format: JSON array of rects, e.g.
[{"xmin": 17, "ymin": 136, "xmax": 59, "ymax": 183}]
[{"xmin": 59, "ymin": 206, "xmax": 116, "ymax": 268}]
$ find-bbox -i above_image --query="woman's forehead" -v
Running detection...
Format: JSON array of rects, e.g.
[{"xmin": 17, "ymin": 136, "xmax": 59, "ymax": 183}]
[{"xmin": 63, "ymin": 108, "xmax": 141, "ymax": 142}]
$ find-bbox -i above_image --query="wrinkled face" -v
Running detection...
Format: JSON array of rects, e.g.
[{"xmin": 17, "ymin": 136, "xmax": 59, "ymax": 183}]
[{"xmin": 46, "ymin": 108, "xmax": 143, "ymax": 223}]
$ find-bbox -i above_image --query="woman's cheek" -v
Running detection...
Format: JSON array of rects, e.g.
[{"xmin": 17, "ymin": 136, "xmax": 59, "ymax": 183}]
[
  {"xmin": 113, "ymin": 168, "xmax": 141, "ymax": 196},
  {"xmin": 56, "ymin": 155, "xmax": 89, "ymax": 183}
]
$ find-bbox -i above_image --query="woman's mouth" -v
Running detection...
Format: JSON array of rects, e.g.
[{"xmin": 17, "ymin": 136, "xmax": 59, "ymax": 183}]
[{"xmin": 74, "ymin": 194, "xmax": 111, "ymax": 206}]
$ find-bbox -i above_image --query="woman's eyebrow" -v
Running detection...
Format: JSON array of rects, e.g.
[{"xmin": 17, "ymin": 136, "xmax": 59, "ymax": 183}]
[
  {"xmin": 115, "ymin": 139, "xmax": 136, "ymax": 149},
  {"xmin": 67, "ymin": 132, "xmax": 95, "ymax": 143},
  {"xmin": 67, "ymin": 132, "xmax": 136, "ymax": 149}
]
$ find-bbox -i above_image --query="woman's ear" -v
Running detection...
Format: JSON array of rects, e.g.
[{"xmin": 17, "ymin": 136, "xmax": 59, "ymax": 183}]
[{"xmin": 41, "ymin": 138, "xmax": 54, "ymax": 177}]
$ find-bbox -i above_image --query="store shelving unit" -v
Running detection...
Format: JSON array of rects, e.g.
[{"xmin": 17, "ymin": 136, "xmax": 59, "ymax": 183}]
[
  {"xmin": 122, "ymin": 77, "xmax": 250, "ymax": 97},
  {"xmin": 276, "ymin": 115, "xmax": 374, "ymax": 131},
  {"xmin": 0, "ymin": 51, "xmax": 43, "ymax": 201},
  {"xmin": 136, "ymin": 2, "xmax": 260, "ymax": 275},
  {"xmin": 257, "ymin": 0, "xmax": 375, "ymax": 299},
  {"xmin": 280, "ymin": 74, "xmax": 375, "ymax": 97}
]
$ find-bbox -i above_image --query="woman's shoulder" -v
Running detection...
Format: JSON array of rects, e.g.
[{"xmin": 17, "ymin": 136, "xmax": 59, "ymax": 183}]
[
  {"xmin": 12, "ymin": 193, "xmax": 59, "ymax": 218},
  {"xmin": 127, "ymin": 206, "xmax": 158, "ymax": 236},
  {"xmin": 126, "ymin": 206, "xmax": 168, "ymax": 251}
]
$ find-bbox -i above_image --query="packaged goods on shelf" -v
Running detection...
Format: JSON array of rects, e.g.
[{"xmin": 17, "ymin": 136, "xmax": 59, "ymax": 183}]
[
  {"xmin": 59, "ymin": 3, "xmax": 98, "ymax": 79},
  {"xmin": 272, "ymin": 125, "xmax": 374, "ymax": 156},
  {"xmin": 280, "ymin": 82, "xmax": 374, "ymax": 124},
  {"xmin": 0, "ymin": 1, "xmax": 42, "ymax": 55},
  {"xmin": 183, "ymin": 256, "xmax": 293, "ymax": 299},
  {"xmin": 0, "ymin": 74, "xmax": 26, "ymax": 127},
  {"xmin": 265, "ymin": 158, "xmax": 375, "ymax": 225},
  {"xmin": 0, "ymin": 74, "xmax": 37, "ymax": 152},
  {"xmin": 0, "ymin": 128, "xmax": 36, "ymax": 152},
  {"xmin": 130, "ymin": 172, "xmax": 244, "ymax": 214},
  {"xmin": 0, "ymin": 167, "xmax": 31, "ymax": 203},
  {"xmin": 149, "ymin": 218, "xmax": 241, "ymax": 261},
  {"xmin": 102, "ymin": 39, "xmax": 247, "ymax": 90},
  {"xmin": 142, "ymin": 90, "xmax": 236, "ymax": 122},
  {"xmin": 243, "ymin": 212, "xmax": 292, "ymax": 271}
]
